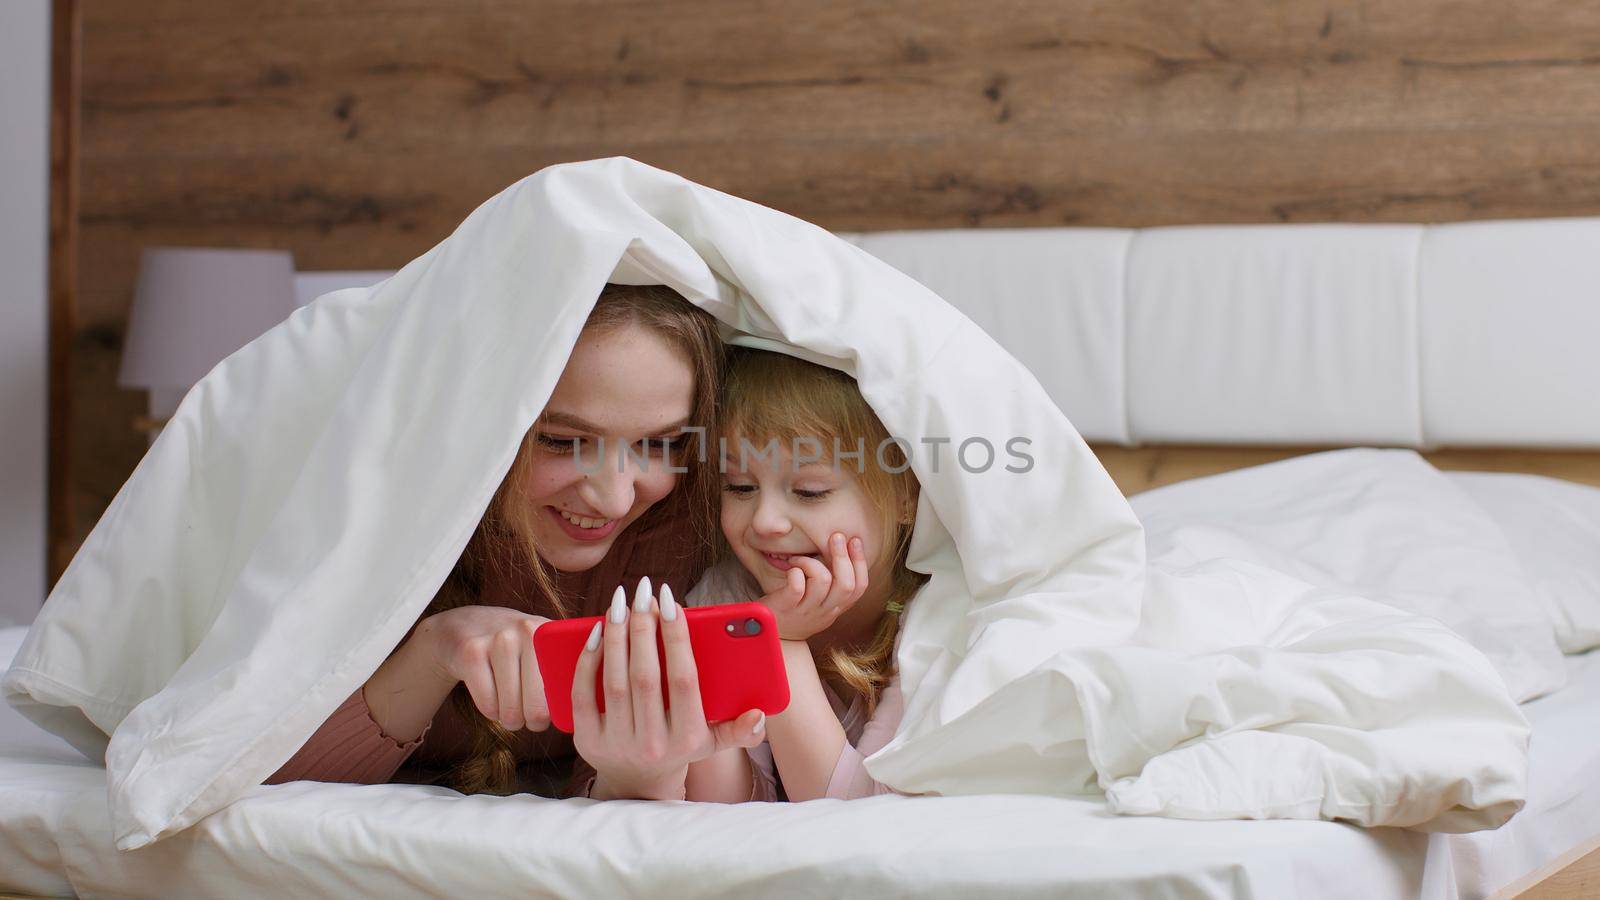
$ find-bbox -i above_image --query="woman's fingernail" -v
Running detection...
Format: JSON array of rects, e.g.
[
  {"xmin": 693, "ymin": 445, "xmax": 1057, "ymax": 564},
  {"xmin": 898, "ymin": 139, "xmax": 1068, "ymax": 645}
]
[
  {"xmin": 609, "ymin": 585, "xmax": 627, "ymax": 623},
  {"xmin": 634, "ymin": 576, "xmax": 653, "ymax": 613},
  {"xmin": 753, "ymin": 712, "xmax": 766, "ymax": 735},
  {"xmin": 660, "ymin": 584, "xmax": 678, "ymax": 621},
  {"xmin": 585, "ymin": 621, "xmax": 603, "ymax": 652}
]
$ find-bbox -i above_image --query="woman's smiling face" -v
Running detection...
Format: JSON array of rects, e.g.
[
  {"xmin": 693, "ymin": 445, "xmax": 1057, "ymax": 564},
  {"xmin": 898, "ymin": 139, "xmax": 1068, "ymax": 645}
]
[
  {"xmin": 522, "ymin": 322, "xmax": 694, "ymax": 573},
  {"xmin": 719, "ymin": 434, "xmax": 891, "ymax": 601}
]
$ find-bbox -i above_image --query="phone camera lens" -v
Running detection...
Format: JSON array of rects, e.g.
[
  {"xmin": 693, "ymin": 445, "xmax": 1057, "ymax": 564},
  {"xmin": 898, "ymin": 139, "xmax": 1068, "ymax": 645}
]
[{"xmin": 744, "ymin": 618, "xmax": 762, "ymax": 636}]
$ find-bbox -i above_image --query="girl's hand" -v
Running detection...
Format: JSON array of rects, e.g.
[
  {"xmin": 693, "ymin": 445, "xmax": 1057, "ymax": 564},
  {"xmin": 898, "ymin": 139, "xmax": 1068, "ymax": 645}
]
[
  {"xmin": 573, "ymin": 577, "xmax": 766, "ymax": 801},
  {"xmin": 413, "ymin": 604, "xmax": 552, "ymax": 732},
  {"xmin": 758, "ymin": 533, "xmax": 869, "ymax": 641}
]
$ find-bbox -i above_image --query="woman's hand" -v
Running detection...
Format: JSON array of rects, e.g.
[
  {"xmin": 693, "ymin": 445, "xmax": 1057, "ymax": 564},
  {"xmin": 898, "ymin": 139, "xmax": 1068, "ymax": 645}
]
[
  {"xmin": 412, "ymin": 605, "xmax": 552, "ymax": 732},
  {"xmin": 758, "ymin": 532, "xmax": 869, "ymax": 641},
  {"xmin": 574, "ymin": 577, "xmax": 766, "ymax": 801}
]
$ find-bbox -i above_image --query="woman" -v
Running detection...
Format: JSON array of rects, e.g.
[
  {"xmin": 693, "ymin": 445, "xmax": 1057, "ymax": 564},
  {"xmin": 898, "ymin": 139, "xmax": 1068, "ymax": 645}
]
[{"xmin": 267, "ymin": 282, "xmax": 724, "ymax": 796}]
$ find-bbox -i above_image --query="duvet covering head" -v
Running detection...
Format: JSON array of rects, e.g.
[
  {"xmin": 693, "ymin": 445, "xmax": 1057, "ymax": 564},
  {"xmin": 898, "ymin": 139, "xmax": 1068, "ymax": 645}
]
[{"xmin": 2, "ymin": 158, "xmax": 1528, "ymax": 849}]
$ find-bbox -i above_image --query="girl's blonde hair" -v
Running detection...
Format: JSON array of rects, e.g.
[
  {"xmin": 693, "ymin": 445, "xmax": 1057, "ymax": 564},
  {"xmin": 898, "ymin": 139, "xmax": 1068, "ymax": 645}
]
[
  {"xmin": 720, "ymin": 347, "xmax": 929, "ymax": 717},
  {"xmin": 425, "ymin": 283, "xmax": 726, "ymax": 795}
]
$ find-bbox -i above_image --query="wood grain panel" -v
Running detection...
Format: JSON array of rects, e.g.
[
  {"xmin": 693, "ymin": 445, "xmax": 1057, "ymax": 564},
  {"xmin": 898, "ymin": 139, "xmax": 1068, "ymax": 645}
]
[
  {"xmin": 61, "ymin": 0, "xmax": 1600, "ymax": 562},
  {"xmin": 76, "ymin": 2, "xmax": 1600, "ymax": 155},
  {"xmin": 49, "ymin": 0, "xmax": 80, "ymax": 586}
]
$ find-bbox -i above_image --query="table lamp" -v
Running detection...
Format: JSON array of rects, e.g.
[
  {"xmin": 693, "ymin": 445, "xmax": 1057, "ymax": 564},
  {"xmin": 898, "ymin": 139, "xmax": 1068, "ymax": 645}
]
[{"xmin": 117, "ymin": 247, "xmax": 297, "ymax": 441}]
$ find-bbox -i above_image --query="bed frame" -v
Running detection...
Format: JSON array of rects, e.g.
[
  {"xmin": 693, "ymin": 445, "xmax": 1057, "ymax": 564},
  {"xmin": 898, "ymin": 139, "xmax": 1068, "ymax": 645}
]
[
  {"xmin": 1094, "ymin": 445, "xmax": 1600, "ymax": 496},
  {"xmin": 1487, "ymin": 834, "xmax": 1600, "ymax": 899}
]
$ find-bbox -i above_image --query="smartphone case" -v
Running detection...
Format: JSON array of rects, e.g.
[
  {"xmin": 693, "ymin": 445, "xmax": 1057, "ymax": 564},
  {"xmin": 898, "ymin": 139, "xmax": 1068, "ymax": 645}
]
[{"xmin": 534, "ymin": 601, "xmax": 790, "ymax": 733}]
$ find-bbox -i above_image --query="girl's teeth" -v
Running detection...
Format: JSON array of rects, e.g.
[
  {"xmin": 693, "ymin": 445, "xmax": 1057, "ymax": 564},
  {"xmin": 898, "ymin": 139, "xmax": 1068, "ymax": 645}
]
[{"xmin": 559, "ymin": 510, "xmax": 611, "ymax": 529}]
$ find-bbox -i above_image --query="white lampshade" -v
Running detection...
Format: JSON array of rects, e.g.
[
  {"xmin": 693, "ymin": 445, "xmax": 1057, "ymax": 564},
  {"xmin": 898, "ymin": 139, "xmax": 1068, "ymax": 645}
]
[{"xmin": 118, "ymin": 246, "xmax": 297, "ymax": 390}]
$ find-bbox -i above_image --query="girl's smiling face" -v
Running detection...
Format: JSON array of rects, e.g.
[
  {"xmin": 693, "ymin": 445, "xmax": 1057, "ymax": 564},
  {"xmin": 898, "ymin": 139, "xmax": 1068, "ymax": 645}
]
[{"xmin": 719, "ymin": 434, "xmax": 892, "ymax": 606}]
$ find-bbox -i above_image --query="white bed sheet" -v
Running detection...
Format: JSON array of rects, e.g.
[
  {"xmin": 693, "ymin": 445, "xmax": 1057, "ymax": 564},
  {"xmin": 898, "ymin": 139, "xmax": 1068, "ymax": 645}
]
[{"xmin": 1, "ymin": 623, "xmax": 1595, "ymax": 899}]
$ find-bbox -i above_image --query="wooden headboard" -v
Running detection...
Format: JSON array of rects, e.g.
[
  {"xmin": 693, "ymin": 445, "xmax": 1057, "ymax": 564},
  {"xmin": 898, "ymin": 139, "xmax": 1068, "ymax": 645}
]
[{"xmin": 53, "ymin": 1, "xmax": 1600, "ymax": 577}]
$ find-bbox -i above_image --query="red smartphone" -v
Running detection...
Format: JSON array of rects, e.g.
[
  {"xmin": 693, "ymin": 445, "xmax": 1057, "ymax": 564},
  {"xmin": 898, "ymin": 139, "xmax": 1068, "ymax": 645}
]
[{"xmin": 534, "ymin": 601, "xmax": 790, "ymax": 733}]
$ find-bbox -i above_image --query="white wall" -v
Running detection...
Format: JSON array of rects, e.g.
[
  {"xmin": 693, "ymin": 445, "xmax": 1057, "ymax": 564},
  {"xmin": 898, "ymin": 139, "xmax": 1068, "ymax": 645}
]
[{"xmin": 0, "ymin": 0, "xmax": 51, "ymax": 626}]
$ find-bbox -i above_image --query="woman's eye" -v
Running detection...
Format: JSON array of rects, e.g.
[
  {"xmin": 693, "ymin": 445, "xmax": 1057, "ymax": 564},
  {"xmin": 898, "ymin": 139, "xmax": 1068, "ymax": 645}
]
[
  {"xmin": 794, "ymin": 489, "xmax": 833, "ymax": 501},
  {"xmin": 722, "ymin": 483, "xmax": 756, "ymax": 496},
  {"xmin": 535, "ymin": 433, "xmax": 583, "ymax": 454},
  {"xmin": 646, "ymin": 436, "xmax": 683, "ymax": 454}
]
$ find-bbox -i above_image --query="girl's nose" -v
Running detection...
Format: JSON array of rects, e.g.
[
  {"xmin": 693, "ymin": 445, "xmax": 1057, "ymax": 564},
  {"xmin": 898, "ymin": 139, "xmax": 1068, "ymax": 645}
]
[{"xmin": 751, "ymin": 496, "xmax": 790, "ymax": 536}]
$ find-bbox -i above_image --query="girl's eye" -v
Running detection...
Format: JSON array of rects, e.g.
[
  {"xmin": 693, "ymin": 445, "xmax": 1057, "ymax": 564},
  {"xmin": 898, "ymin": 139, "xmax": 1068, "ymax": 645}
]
[
  {"xmin": 722, "ymin": 483, "xmax": 756, "ymax": 496},
  {"xmin": 535, "ymin": 433, "xmax": 584, "ymax": 454},
  {"xmin": 794, "ymin": 489, "xmax": 833, "ymax": 501}
]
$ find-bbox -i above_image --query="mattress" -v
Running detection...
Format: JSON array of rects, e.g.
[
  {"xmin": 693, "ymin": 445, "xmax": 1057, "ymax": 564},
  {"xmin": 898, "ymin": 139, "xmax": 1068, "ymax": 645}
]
[{"xmin": 1, "ymin": 623, "xmax": 1595, "ymax": 899}]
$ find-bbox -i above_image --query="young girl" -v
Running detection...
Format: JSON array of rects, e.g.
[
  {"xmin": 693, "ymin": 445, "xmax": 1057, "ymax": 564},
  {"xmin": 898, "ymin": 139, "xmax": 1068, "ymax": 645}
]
[{"xmin": 683, "ymin": 347, "xmax": 930, "ymax": 802}]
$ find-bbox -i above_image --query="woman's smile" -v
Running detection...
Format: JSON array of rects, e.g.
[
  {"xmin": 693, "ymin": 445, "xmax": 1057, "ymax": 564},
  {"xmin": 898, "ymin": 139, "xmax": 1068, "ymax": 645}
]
[{"xmin": 546, "ymin": 505, "xmax": 621, "ymax": 542}]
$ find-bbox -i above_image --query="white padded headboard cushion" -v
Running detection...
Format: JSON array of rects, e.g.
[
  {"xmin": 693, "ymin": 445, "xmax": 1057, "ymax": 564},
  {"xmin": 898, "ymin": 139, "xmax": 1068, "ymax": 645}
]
[
  {"xmin": 1419, "ymin": 219, "xmax": 1600, "ymax": 448},
  {"xmin": 849, "ymin": 217, "xmax": 1600, "ymax": 449},
  {"xmin": 296, "ymin": 216, "xmax": 1600, "ymax": 449},
  {"xmin": 839, "ymin": 228, "xmax": 1133, "ymax": 444}
]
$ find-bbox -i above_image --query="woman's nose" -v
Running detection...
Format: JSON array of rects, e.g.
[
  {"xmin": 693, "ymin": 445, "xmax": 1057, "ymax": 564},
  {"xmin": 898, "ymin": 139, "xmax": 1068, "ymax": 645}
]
[{"xmin": 579, "ymin": 447, "xmax": 637, "ymax": 519}]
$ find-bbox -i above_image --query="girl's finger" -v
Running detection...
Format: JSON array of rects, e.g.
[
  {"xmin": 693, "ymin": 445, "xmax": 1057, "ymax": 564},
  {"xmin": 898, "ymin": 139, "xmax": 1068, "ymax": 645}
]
[
  {"xmin": 786, "ymin": 566, "xmax": 806, "ymax": 599},
  {"xmin": 658, "ymin": 584, "xmax": 706, "ymax": 733},
  {"xmin": 489, "ymin": 630, "xmax": 524, "ymax": 730},
  {"xmin": 520, "ymin": 620, "xmax": 551, "ymax": 731},
  {"xmin": 826, "ymin": 533, "xmax": 854, "ymax": 606},
  {"xmin": 790, "ymin": 554, "xmax": 833, "ymax": 608},
  {"xmin": 570, "ymin": 621, "xmax": 604, "ymax": 736},
  {"xmin": 709, "ymin": 709, "xmax": 768, "ymax": 754},
  {"xmin": 627, "ymin": 577, "xmax": 667, "ymax": 741},
  {"xmin": 848, "ymin": 536, "xmax": 871, "ymax": 603},
  {"xmin": 601, "ymin": 584, "xmax": 634, "ymax": 733}
]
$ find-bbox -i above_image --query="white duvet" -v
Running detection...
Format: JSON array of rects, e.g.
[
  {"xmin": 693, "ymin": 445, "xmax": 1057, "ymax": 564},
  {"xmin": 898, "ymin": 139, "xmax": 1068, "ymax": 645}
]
[{"xmin": 4, "ymin": 158, "xmax": 1532, "ymax": 851}]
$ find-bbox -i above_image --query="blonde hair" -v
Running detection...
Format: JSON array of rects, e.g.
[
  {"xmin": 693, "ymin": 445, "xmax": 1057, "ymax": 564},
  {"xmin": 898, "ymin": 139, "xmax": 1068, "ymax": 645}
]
[
  {"xmin": 720, "ymin": 347, "xmax": 928, "ymax": 717},
  {"xmin": 425, "ymin": 283, "xmax": 726, "ymax": 795}
]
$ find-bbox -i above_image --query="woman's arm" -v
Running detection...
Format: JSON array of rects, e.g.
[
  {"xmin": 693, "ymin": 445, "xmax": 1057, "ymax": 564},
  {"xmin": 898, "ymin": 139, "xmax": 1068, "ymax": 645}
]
[
  {"xmin": 763, "ymin": 640, "xmax": 849, "ymax": 801},
  {"xmin": 269, "ymin": 603, "xmax": 558, "ymax": 785},
  {"xmin": 265, "ymin": 624, "xmax": 458, "ymax": 785},
  {"xmin": 362, "ymin": 617, "xmax": 463, "ymax": 741},
  {"xmin": 264, "ymin": 685, "xmax": 429, "ymax": 784}
]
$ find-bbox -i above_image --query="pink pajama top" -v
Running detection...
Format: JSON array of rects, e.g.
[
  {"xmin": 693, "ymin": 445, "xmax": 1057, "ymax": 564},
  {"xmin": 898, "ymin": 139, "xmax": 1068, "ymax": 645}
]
[{"xmin": 686, "ymin": 558, "xmax": 905, "ymax": 801}]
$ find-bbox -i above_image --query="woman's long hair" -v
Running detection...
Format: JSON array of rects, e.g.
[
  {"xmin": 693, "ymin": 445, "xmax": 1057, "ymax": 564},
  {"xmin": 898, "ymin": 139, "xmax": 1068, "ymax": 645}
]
[{"xmin": 424, "ymin": 283, "xmax": 725, "ymax": 795}]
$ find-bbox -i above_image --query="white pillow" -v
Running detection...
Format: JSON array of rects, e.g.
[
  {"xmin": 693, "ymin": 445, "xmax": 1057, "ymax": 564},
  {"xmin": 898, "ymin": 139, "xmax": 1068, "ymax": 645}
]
[{"xmin": 1447, "ymin": 472, "xmax": 1600, "ymax": 653}]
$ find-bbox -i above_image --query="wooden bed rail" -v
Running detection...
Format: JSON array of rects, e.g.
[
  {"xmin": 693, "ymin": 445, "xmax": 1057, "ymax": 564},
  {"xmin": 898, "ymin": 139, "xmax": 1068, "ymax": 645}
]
[
  {"xmin": 1490, "ymin": 834, "xmax": 1600, "ymax": 899},
  {"xmin": 1090, "ymin": 444, "xmax": 1600, "ymax": 497}
]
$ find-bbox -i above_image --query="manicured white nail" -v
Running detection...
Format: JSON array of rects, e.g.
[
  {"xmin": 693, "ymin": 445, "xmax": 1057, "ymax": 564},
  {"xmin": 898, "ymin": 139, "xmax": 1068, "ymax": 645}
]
[
  {"xmin": 609, "ymin": 585, "xmax": 627, "ymax": 623},
  {"xmin": 584, "ymin": 621, "xmax": 603, "ymax": 652},
  {"xmin": 660, "ymin": 584, "xmax": 678, "ymax": 621},
  {"xmin": 753, "ymin": 712, "xmax": 766, "ymax": 735},
  {"xmin": 634, "ymin": 576, "xmax": 653, "ymax": 613}
]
